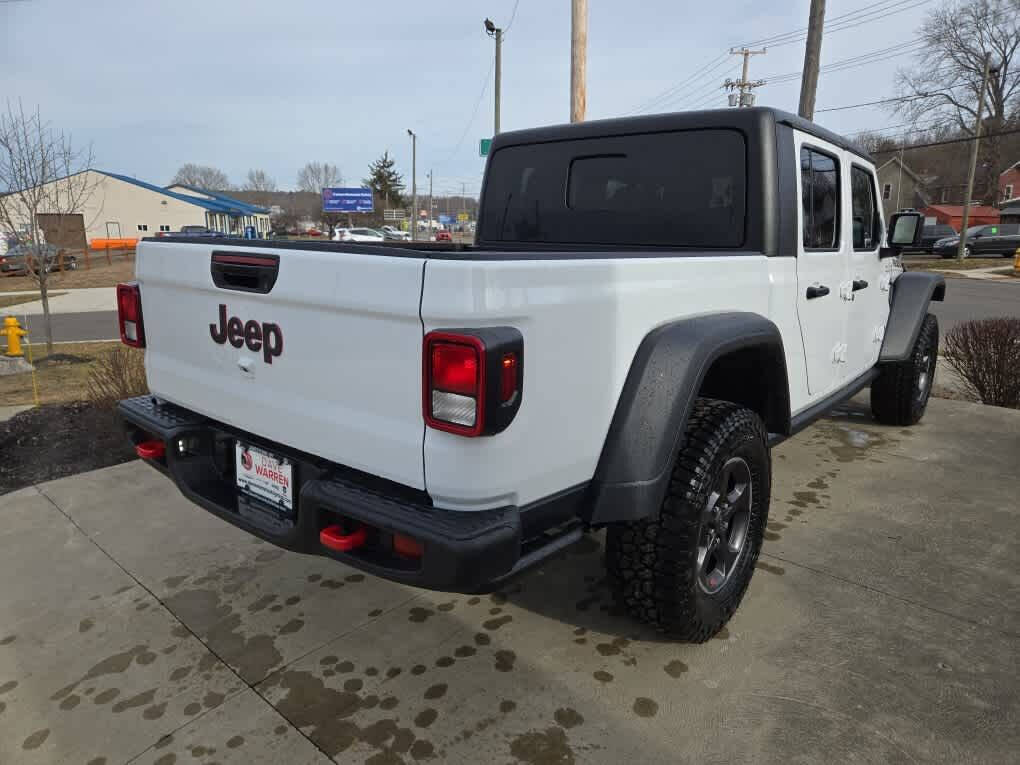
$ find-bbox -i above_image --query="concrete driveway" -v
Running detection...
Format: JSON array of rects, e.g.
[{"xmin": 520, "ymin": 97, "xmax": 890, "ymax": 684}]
[{"xmin": 1, "ymin": 396, "xmax": 1017, "ymax": 765}]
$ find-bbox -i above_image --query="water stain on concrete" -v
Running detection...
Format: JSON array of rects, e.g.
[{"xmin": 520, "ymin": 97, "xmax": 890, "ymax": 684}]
[
  {"xmin": 454, "ymin": 645, "xmax": 476, "ymax": 658},
  {"xmin": 807, "ymin": 477, "xmax": 828, "ymax": 490},
  {"xmin": 362, "ymin": 694, "xmax": 380, "ymax": 709},
  {"xmin": 716, "ymin": 626, "xmax": 730, "ymax": 640},
  {"xmin": 0, "ymin": 701, "xmax": 6, "ymax": 715},
  {"xmin": 494, "ymin": 650, "xmax": 516, "ymax": 672},
  {"xmin": 756, "ymin": 562, "xmax": 786, "ymax": 576},
  {"xmin": 664, "ymin": 660, "xmax": 688, "ymax": 678},
  {"xmin": 0, "ymin": 635, "xmax": 15, "ymax": 645},
  {"xmin": 79, "ymin": 617, "xmax": 95, "ymax": 633},
  {"xmin": 633, "ymin": 698, "xmax": 659, "ymax": 717},
  {"xmin": 153, "ymin": 753, "xmax": 176, "ymax": 765},
  {"xmin": 255, "ymin": 549, "xmax": 284, "ymax": 563},
  {"xmin": 163, "ymin": 575, "xmax": 188, "ymax": 589},
  {"xmin": 163, "ymin": 587, "xmax": 283, "ymax": 683},
  {"xmin": 386, "ymin": 667, "xmax": 402, "ymax": 679},
  {"xmin": 483, "ymin": 615, "xmax": 513, "ymax": 631},
  {"xmin": 501, "ymin": 700, "xmax": 517, "ymax": 713},
  {"xmin": 593, "ymin": 670, "xmax": 613, "ymax": 683},
  {"xmin": 203, "ymin": 690, "xmax": 225, "ymax": 709},
  {"xmin": 410, "ymin": 739, "xmax": 435, "ymax": 760},
  {"xmin": 285, "ymin": 596, "xmax": 301, "ymax": 606},
  {"xmin": 345, "ymin": 573, "xmax": 365, "ymax": 583},
  {"xmin": 380, "ymin": 696, "xmax": 399, "ymax": 711},
  {"xmin": 489, "ymin": 607, "xmax": 504, "ymax": 615},
  {"xmin": 415, "ymin": 707, "xmax": 438, "ymax": 728},
  {"xmin": 112, "ymin": 688, "xmax": 156, "ymax": 713},
  {"xmin": 136, "ymin": 650, "xmax": 157, "ymax": 665},
  {"xmin": 474, "ymin": 633, "xmax": 491, "ymax": 646},
  {"xmin": 247, "ymin": 594, "xmax": 278, "ymax": 613},
  {"xmin": 184, "ymin": 702, "xmax": 201, "ymax": 715},
  {"xmin": 409, "ymin": 607, "xmax": 435, "ymax": 623},
  {"xmin": 279, "ymin": 618, "xmax": 305, "ymax": 635},
  {"xmin": 51, "ymin": 645, "xmax": 151, "ymax": 701},
  {"xmin": 468, "ymin": 597, "xmax": 481, "ymax": 605},
  {"xmin": 320, "ymin": 579, "xmax": 344, "ymax": 590},
  {"xmin": 411, "ymin": 665, "xmax": 427, "ymax": 676},
  {"xmin": 344, "ymin": 678, "xmax": 364, "ymax": 692},
  {"xmin": 509, "ymin": 727, "xmax": 575, "ymax": 764},
  {"xmin": 763, "ymin": 531, "xmax": 781, "ymax": 541},
  {"xmin": 94, "ymin": 688, "xmax": 120, "ymax": 705},
  {"xmin": 170, "ymin": 666, "xmax": 191, "ymax": 682},
  {"xmin": 554, "ymin": 708, "xmax": 584, "ymax": 729},
  {"xmin": 143, "ymin": 702, "xmax": 167, "ymax": 720},
  {"xmin": 135, "ymin": 602, "xmax": 150, "ymax": 611},
  {"xmin": 227, "ymin": 735, "xmax": 245, "ymax": 749},
  {"xmin": 365, "ymin": 667, "xmax": 380, "ymax": 677},
  {"xmin": 337, "ymin": 661, "xmax": 355, "ymax": 673},
  {"xmin": 86, "ymin": 757, "xmax": 107, "ymax": 765},
  {"xmin": 436, "ymin": 656, "xmax": 455, "ymax": 668},
  {"xmin": 274, "ymin": 724, "xmax": 288, "ymax": 735},
  {"xmin": 59, "ymin": 693, "xmax": 81, "ymax": 710},
  {"xmin": 306, "ymin": 574, "xmax": 322, "ymax": 583},
  {"xmin": 424, "ymin": 683, "xmax": 448, "ymax": 700},
  {"xmin": 595, "ymin": 637, "xmax": 629, "ymax": 657},
  {"xmin": 0, "ymin": 680, "xmax": 17, "ymax": 694},
  {"xmin": 437, "ymin": 601, "xmax": 456, "ymax": 612},
  {"xmin": 22, "ymin": 728, "xmax": 50, "ymax": 750}
]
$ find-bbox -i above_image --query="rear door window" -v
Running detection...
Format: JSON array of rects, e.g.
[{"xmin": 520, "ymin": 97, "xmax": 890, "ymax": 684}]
[
  {"xmin": 801, "ymin": 147, "xmax": 840, "ymax": 249},
  {"xmin": 479, "ymin": 129, "xmax": 746, "ymax": 247},
  {"xmin": 850, "ymin": 166, "xmax": 880, "ymax": 250}
]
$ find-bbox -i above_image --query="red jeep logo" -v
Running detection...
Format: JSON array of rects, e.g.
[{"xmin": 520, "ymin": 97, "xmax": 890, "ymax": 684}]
[{"xmin": 210, "ymin": 304, "xmax": 283, "ymax": 364}]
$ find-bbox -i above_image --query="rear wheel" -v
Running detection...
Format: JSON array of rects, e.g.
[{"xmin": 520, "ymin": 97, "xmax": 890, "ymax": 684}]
[
  {"xmin": 871, "ymin": 313, "xmax": 938, "ymax": 426},
  {"xmin": 606, "ymin": 398, "xmax": 770, "ymax": 641}
]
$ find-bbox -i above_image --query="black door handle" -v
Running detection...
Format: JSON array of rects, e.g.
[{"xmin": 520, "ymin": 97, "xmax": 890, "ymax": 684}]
[
  {"xmin": 806, "ymin": 285, "xmax": 830, "ymax": 299},
  {"xmin": 852, "ymin": 279, "xmax": 869, "ymax": 291}
]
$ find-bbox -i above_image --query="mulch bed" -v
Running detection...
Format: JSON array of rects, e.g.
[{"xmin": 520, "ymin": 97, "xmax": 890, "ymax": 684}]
[{"xmin": 0, "ymin": 402, "xmax": 137, "ymax": 494}]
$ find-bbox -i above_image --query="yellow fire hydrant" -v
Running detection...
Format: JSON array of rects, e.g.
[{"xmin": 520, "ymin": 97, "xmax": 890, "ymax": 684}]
[
  {"xmin": 2, "ymin": 316, "xmax": 27, "ymax": 357},
  {"xmin": 1014, "ymin": 247, "xmax": 1020, "ymax": 276}
]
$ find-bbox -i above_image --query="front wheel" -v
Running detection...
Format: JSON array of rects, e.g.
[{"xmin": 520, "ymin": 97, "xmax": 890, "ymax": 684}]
[
  {"xmin": 606, "ymin": 399, "xmax": 771, "ymax": 642},
  {"xmin": 871, "ymin": 313, "xmax": 938, "ymax": 426}
]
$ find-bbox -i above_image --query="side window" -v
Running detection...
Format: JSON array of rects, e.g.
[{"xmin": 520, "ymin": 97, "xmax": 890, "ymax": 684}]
[
  {"xmin": 851, "ymin": 166, "xmax": 880, "ymax": 250},
  {"xmin": 882, "ymin": 183, "xmax": 892, "ymax": 200},
  {"xmin": 801, "ymin": 147, "xmax": 840, "ymax": 249}
]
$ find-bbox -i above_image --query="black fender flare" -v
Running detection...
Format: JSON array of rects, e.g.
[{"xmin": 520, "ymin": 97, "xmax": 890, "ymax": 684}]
[
  {"xmin": 879, "ymin": 271, "xmax": 946, "ymax": 363},
  {"xmin": 586, "ymin": 312, "xmax": 789, "ymax": 525}
]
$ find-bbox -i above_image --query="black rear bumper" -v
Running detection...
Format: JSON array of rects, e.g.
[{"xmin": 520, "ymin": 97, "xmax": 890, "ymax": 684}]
[{"xmin": 117, "ymin": 395, "xmax": 584, "ymax": 593}]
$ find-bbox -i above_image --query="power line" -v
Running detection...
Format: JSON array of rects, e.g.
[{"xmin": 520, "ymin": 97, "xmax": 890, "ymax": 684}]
[
  {"xmin": 502, "ymin": 0, "xmax": 522, "ymax": 35},
  {"xmin": 815, "ymin": 93, "xmax": 931, "ymax": 113},
  {"xmin": 888, "ymin": 126, "xmax": 1020, "ymax": 151}
]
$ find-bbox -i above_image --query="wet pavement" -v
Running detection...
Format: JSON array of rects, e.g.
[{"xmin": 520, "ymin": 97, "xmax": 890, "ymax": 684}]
[{"xmin": 0, "ymin": 395, "xmax": 1017, "ymax": 764}]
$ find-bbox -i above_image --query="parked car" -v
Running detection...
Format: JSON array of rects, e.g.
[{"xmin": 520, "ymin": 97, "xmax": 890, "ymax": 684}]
[
  {"xmin": 434, "ymin": 230, "xmax": 452, "ymax": 242},
  {"xmin": 118, "ymin": 106, "xmax": 943, "ymax": 641},
  {"xmin": 0, "ymin": 243, "xmax": 78, "ymax": 274},
  {"xmin": 334, "ymin": 227, "xmax": 385, "ymax": 243},
  {"xmin": 918, "ymin": 224, "xmax": 957, "ymax": 253},
  {"xmin": 932, "ymin": 223, "xmax": 1020, "ymax": 258},
  {"xmin": 381, "ymin": 225, "xmax": 411, "ymax": 241}
]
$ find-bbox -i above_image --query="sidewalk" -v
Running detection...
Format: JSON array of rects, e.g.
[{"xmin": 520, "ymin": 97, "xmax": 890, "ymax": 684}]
[
  {"xmin": 926, "ymin": 264, "xmax": 1018, "ymax": 280},
  {"xmin": 1, "ymin": 287, "xmax": 116, "ymax": 315}
]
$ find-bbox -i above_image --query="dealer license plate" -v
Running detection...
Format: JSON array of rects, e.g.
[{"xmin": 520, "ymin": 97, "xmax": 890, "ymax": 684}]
[{"xmin": 235, "ymin": 442, "xmax": 294, "ymax": 512}]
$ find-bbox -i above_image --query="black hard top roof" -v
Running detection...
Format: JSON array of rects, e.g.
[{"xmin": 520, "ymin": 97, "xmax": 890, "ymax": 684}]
[{"xmin": 490, "ymin": 106, "xmax": 873, "ymax": 164}]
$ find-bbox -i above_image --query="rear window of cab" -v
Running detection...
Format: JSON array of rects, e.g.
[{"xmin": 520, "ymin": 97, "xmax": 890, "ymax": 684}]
[{"xmin": 479, "ymin": 129, "xmax": 746, "ymax": 248}]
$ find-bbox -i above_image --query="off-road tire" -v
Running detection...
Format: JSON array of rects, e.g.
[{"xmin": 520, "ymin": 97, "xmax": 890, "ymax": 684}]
[
  {"xmin": 871, "ymin": 313, "xmax": 938, "ymax": 426},
  {"xmin": 605, "ymin": 398, "xmax": 771, "ymax": 642}
]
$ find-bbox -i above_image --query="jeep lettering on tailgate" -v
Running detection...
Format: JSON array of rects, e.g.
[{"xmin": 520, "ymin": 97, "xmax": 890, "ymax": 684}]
[{"xmin": 209, "ymin": 304, "xmax": 283, "ymax": 363}]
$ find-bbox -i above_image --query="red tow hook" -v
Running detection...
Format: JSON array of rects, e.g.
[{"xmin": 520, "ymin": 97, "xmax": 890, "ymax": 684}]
[
  {"xmin": 320, "ymin": 524, "xmax": 368, "ymax": 552},
  {"xmin": 135, "ymin": 440, "xmax": 166, "ymax": 459}
]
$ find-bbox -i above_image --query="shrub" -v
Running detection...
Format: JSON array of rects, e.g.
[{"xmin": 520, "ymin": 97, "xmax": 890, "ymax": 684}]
[
  {"xmin": 943, "ymin": 318, "xmax": 1020, "ymax": 409},
  {"xmin": 85, "ymin": 346, "xmax": 147, "ymax": 407}
]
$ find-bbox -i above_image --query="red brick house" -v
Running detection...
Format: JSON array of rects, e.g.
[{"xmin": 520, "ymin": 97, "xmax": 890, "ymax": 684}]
[
  {"xmin": 921, "ymin": 204, "xmax": 1000, "ymax": 231},
  {"xmin": 1000, "ymin": 161, "xmax": 1020, "ymax": 205}
]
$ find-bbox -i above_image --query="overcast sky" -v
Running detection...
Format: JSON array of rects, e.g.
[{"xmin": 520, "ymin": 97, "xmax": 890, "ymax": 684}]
[{"xmin": 3, "ymin": 0, "xmax": 936, "ymax": 197}]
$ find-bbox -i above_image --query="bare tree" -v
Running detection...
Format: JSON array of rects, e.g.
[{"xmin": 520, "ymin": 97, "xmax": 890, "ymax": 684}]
[
  {"xmin": 893, "ymin": 0, "xmax": 1020, "ymax": 202},
  {"xmin": 171, "ymin": 163, "xmax": 232, "ymax": 190},
  {"xmin": 296, "ymin": 162, "xmax": 342, "ymax": 193},
  {"xmin": 242, "ymin": 168, "xmax": 276, "ymax": 192},
  {"xmin": 0, "ymin": 101, "xmax": 99, "ymax": 354}
]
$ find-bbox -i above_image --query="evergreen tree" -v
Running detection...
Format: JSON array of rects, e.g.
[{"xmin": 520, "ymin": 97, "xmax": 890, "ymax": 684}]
[{"xmin": 363, "ymin": 151, "xmax": 405, "ymax": 208}]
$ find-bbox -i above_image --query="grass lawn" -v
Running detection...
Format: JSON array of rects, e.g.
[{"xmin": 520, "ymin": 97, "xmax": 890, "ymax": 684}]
[
  {"xmin": 905, "ymin": 257, "xmax": 1009, "ymax": 271},
  {"xmin": 0, "ymin": 252, "xmax": 136, "ymax": 293},
  {"xmin": 0, "ymin": 292, "xmax": 67, "ymax": 310},
  {"xmin": 0, "ymin": 341, "xmax": 141, "ymax": 406}
]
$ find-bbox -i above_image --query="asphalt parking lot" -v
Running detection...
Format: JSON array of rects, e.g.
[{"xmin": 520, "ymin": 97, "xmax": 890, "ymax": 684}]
[{"xmin": 1, "ymin": 395, "xmax": 1017, "ymax": 765}]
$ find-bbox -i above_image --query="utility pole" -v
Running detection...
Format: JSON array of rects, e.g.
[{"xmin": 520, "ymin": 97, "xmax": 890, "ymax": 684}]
[
  {"xmin": 427, "ymin": 170, "xmax": 434, "ymax": 234},
  {"xmin": 571, "ymin": 0, "xmax": 587, "ymax": 122},
  {"xmin": 798, "ymin": 0, "xmax": 826, "ymax": 120},
  {"xmin": 958, "ymin": 54, "xmax": 996, "ymax": 261},
  {"xmin": 725, "ymin": 48, "xmax": 766, "ymax": 107},
  {"xmin": 462, "ymin": 182, "xmax": 466, "ymax": 214},
  {"xmin": 484, "ymin": 19, "xmax": 502, "ymax": 134},
  {"xmin": 407, "ymin": 129, "xmax": 417, "ymax": 242}
]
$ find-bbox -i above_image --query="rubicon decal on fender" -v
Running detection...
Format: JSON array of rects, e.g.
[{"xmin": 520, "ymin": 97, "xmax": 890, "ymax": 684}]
[{"xmin": 210, "ymin": 304, "xmax": 283, "ymax": 363}]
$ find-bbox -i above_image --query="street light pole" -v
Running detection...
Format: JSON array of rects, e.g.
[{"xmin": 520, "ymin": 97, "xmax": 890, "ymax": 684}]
[
  {"xmin": 485, "ymin": 18, "xmax": 502, "ymax": 134},
  {"xmin": 407, "ymin": 129, "xmax": 417, "ymax": 242},
  {"xmin": 958, "ymin": 54, "xmax": 995, "ymax": 261}
]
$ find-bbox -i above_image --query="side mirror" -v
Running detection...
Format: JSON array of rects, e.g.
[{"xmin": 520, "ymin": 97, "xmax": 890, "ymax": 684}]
[{"xmin": 881, "ymin": 211, "xmax": 923, "ymax": 257}]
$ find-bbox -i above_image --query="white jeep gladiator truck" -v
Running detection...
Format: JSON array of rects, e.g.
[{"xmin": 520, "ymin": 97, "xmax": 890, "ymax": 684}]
[{"xmin": 117, "ymin": 108, "xmax": 944, "ymax": 640}]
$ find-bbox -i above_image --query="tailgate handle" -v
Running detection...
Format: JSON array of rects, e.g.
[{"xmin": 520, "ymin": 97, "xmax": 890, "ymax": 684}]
[{"xmin": 211, "ymin": 252, "xmax": 279, "ymax": 294}]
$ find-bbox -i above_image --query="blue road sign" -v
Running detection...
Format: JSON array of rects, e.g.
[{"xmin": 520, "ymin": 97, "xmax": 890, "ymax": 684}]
[
  {"xmin": 322, "ymin": 187, "xmax": 374, "ymax": 213},
  {"xmin": 438, "ymin": 214, "xmax": 453, "ymax": 225}
]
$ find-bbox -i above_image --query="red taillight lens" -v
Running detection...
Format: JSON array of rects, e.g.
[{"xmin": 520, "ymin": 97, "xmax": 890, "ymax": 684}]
[
  {"xmin": 423, "ymin": 329, "xmax": 523, "ymax": 438},
  {"xmin": 424, "ymin": 333, "xmax": 485, "ymax": 436},
  {"xmin": 116, "ymin": 282, "xmax": 145, "ymax": 348},
  {"xmin": 431, "ymin": 342, "xmax": 479, "ymax": 396}
]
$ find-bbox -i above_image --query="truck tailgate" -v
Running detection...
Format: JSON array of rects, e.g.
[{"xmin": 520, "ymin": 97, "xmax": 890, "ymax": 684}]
[{"xmin": 137, "ymin": 241, "xmax": 426, "ymax": 489}]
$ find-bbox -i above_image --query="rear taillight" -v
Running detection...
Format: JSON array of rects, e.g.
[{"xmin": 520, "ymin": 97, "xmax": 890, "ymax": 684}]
[
  {"xmin": 117, "ymin": 282, "xmax": 145, "ymax": 348},
  {"xmin": 423, "ymin": 328, "xmax": 523, "ymax": 437}
]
